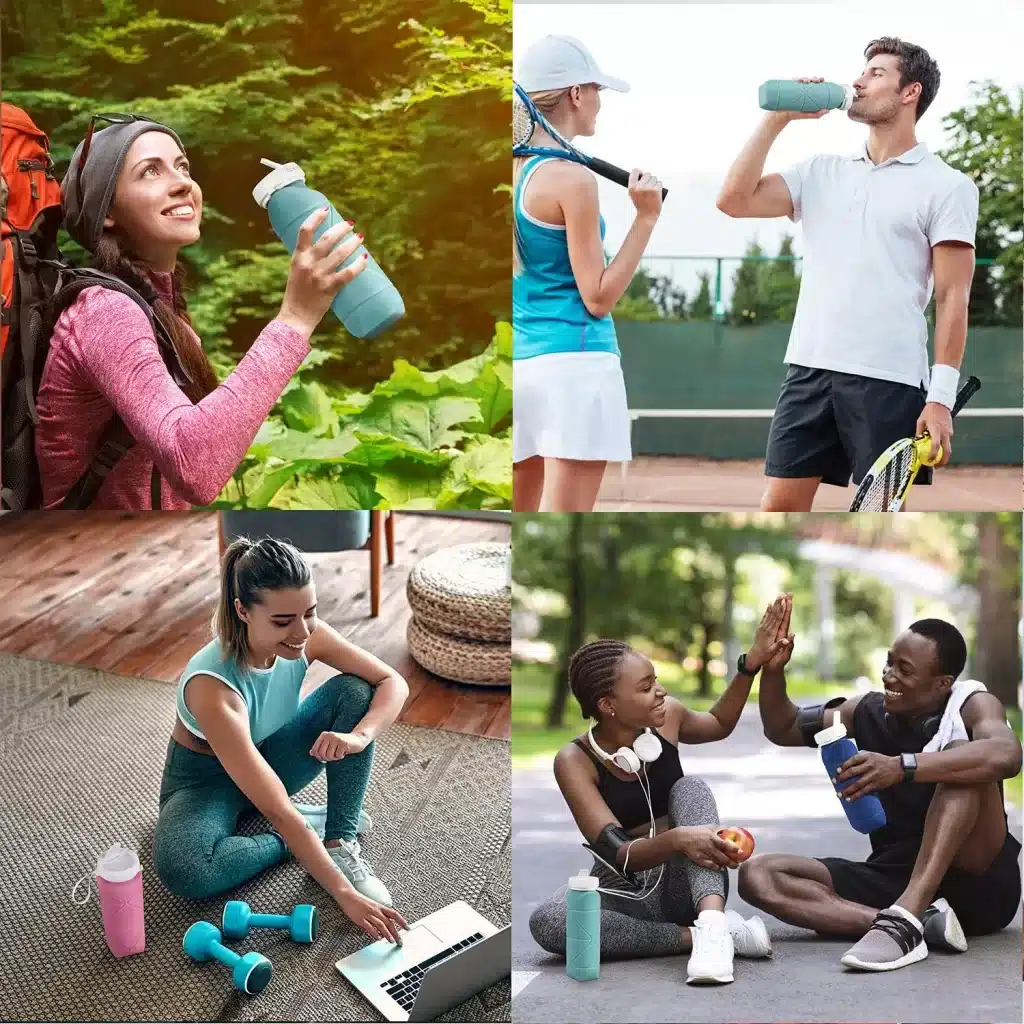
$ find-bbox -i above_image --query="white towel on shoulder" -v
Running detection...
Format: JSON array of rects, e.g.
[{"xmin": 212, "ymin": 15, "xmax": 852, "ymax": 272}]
[{"xmin": 922, "ymin": 679, "xmax": 987, "ymax": 753}]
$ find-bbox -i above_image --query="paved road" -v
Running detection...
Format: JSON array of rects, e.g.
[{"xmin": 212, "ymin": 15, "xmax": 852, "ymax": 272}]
[{"xmin": 512, "ymin": 708, "xmax": 1022, "ymax": 1024}]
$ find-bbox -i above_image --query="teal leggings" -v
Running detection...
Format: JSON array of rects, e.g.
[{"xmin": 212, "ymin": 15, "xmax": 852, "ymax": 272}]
[{"xmin": 154, "ymin": 673, "xmax": 374, "ymax": 900}]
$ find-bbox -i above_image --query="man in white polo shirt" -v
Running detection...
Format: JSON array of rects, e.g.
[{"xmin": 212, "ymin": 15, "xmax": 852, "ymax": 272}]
[{"xmin": 717, "ymin": 37, "xmax": 979, "ymax": 511}]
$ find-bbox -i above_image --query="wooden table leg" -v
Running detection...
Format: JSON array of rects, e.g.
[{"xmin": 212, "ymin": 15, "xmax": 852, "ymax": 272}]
[
  {"xmin": 385, "ymin": 511, "xmax": 395, "ymax": 565},
  {"xmin": 369, "ymin": 511, "xmax": 384, "ymax": 618},
  {"xmin": 217, "ymin": 512, "xmax": 226, "ymax": 559}
]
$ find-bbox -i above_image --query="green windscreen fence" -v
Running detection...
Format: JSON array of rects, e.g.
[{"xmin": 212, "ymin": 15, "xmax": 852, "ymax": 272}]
[{"xmin": 618, "ymin": 322, "xmax": 1022, "ymax": 464}]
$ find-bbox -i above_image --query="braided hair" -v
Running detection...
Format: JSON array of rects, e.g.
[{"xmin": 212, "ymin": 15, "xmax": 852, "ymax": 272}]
[
  {"xmin": 94, "ymin": 234, "xmax": 219, "ymax": 404},
  {"xmin": 214, "ymin": 536, "xmax": 312, "ymax": 669},
  {"xmin": 568, "ymin": 639, "xmax": 631, "ymax": 720}
]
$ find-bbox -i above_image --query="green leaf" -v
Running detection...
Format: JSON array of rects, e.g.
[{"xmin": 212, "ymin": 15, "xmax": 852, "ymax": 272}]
[
  {"xmin": 270, "ymin": 468, "xmax": 381, "ymax": 510},
  {"xmin": 280, "ymin": 380, "xmax": 338, "ymax": 436},
  {"xmin": 352, "ymin": 395, "xmax": 481, "ymax": 450},
  {"xmin": 435, "ymin": 435, "xmax": 512, "ymax": 508}
]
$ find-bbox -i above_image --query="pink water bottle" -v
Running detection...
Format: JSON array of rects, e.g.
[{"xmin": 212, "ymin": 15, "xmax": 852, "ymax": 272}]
[{"xmin": 95, "ymin": 844, "xmax": 147, "ymax": 957}]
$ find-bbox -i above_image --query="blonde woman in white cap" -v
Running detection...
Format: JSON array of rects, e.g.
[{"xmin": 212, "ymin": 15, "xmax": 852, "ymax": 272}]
[{"xmin": 512, "ymin": 35, "xmax": 664, "ymax": 512}]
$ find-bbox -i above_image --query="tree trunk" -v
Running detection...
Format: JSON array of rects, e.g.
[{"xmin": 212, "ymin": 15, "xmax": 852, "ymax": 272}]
[
  {"xmin": 547, "ymin": 513, "xmax": 585, "ymax": 728},
  {"xmin": 698, "ymin": 621, "xmax": 714, "ymax": 698},
  {"xmin": 974, "ymin": 516, "xmax": 1019, "ymax": 707}
]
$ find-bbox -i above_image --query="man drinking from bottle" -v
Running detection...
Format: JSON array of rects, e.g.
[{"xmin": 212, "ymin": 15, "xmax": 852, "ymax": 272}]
[{"xmin": 717, "ymin": 38, "xmax": 979, "ymax": 512}]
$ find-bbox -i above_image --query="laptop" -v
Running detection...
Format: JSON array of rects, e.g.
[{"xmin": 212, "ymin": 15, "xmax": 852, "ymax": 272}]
[{"xmin": 335, "ymin": 901, "xmax": 510, "ymax": 1023}]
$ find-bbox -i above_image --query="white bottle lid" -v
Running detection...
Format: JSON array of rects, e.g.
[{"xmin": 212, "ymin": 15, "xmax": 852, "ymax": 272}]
[
  {"xmin": 568, "ymin": 871, "xmax": 599, "ymax": 891},
  {"xmin": 96, "ymin": 843, "xmax": 141, "ymax": 883},
  {"xmin": 252, "ymin": 159, "xmax": 306, "ymax": 209},
  {"xmin": 814, "ymin": 709, "xmax": 848, "ymax": 746},
  {"xmin": 840, "ymin": 85, "xmax": 856, "ymax": 111}
]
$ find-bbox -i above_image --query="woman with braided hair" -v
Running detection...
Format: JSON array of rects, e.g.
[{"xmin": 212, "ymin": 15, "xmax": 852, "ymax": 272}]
[
  {"xmin": 154, "ymin": 536, "xmax": 409, "ymax": 946},
  {"xmin": 35, "ymin": 114, "xmax": 367, "ymax": 509},
  {"xmin": 529, "ymin": 596, "xmax": 797, "ymax": 984}
]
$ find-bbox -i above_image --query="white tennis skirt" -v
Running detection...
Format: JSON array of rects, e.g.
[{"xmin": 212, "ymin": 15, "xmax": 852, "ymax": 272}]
[{"xmin": 513, "ymin": 351, "xmax": 632, "ymax": 463}]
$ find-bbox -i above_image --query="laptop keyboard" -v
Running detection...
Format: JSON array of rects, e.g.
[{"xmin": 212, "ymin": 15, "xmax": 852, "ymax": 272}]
[{"xmin": 382, "ymin": 931, "xmax": 485, "ymax": 1012}]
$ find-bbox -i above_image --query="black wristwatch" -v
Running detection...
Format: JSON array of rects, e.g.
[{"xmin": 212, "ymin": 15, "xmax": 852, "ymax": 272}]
[
  {"xmin": 737, "ymin": 652, "xmax": 759, "ymax": 677},
  {"xmin": 901, "ymin": 752, "xmax": 918, "ymax": 783}
]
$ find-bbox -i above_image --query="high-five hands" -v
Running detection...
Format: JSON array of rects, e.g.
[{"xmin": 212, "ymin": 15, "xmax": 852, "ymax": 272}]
[{"xmin": 745, "ymin": 594, "xmax": 795, "ymax": 673}]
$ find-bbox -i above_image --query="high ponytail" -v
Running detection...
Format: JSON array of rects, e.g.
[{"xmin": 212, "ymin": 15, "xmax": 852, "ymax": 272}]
[{"xmin": 213, "ymin": 536, "xmax": 313, "ymax": 669}]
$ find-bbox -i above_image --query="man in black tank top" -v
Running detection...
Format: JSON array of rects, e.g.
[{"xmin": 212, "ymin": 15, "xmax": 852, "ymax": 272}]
[{"xmin": 737, "ymin": 606, "xmax": 1021, "ymax": 974}]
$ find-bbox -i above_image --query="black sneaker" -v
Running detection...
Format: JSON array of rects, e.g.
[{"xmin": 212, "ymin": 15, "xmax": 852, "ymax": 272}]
[
  {"xmin": 922, "ymin": 897, "xmax": 968, "ymax": 953},
  {"xmin": 840, "ymin": 908, "xmax": 928, "ymax": 972}
]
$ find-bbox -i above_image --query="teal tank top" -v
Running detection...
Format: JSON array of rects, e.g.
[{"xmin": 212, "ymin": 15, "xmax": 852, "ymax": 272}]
[
  {"xmin": 176, "ymin": 637, "xmax": 308, "ymax": 745},
  {"xmin": 513, "ymin": 155, "xmax": 619, "ymax": 361}
]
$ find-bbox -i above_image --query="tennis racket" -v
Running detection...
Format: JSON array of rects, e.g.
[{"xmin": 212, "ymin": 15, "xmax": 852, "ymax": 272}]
[
  {"xmin": 848, "ymin": 375, "xmax": 981, "ymax": 512},
  {"xmin": 513, "ymin": 82, "xmax": 668, "ymax": 199}
]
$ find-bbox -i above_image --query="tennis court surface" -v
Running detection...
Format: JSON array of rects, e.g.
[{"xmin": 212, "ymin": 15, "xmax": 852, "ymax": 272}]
[{"xmin": 599, "ymin": 457, "xmax": 1022, "ymax": 511}]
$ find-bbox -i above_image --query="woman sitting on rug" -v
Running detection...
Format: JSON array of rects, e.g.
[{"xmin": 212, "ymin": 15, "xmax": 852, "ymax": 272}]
[
  {"xmin": 153, "ymin": 536, "xmax": 408, "ymax": 945},
  {"xmin": 529, "ymin": 597, "xmax": 798, "ymax": 984}
]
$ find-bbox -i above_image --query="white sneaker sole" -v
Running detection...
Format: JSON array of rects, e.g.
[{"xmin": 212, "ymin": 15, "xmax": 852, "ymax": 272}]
[
  {"xmin": 686, "ymin": 969, "xmax": 734, "ymax": 985},
  {"xmin": 841, "ymin": 940, "xmax": 928, "ymax": 972},
  {"xmin": 926, "ymin": 898, "xmax": 968, "ymax": 953}
]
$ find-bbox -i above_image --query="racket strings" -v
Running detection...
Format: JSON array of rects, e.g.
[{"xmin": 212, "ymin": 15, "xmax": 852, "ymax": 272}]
[
  {"xmin": 513, "ymin": 99, "xmax": 535, "ymax": 147},
  {"xmin": 857, "ymin": 445, "xmax": 915, "ymax": 511}
]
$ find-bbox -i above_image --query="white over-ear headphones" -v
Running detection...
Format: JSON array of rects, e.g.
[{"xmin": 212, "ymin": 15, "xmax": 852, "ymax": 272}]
[{"xmin": 587, "ymin": 724, "xmax": 662, "ymax": 775}]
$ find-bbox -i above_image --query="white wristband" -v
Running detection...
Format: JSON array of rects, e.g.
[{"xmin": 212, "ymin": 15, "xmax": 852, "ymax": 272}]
[{"xmin": 926, "ymin": 364, "xmax": 959, "ymax": 410}]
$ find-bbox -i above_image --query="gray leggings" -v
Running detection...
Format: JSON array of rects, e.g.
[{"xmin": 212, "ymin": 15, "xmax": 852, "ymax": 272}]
[{"xmin": 529, "ymin": 775, "xmax": 727, "ymax": 959}]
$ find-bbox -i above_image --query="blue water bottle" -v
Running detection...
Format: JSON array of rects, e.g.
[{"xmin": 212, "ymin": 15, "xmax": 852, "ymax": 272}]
[
  {"xmin": 252, "ymin": 159, "xmax": 405, "ymax": 339},
  {"xmin": 815, "ymin": 711, "xmax": 887, "ymax": 834},
  {"xmin": 566, "ymin": 872, "xmax": 600, "ymax": 981}
]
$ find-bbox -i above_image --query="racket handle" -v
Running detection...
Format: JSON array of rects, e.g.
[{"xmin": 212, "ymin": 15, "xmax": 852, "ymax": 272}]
[
  {"xmin": 950, "ymin": 375, "xmax": 981, "ymax": 418},
  {"xmin": 588, "ymin": 156, "xmax": 669, "ymax": 199}
]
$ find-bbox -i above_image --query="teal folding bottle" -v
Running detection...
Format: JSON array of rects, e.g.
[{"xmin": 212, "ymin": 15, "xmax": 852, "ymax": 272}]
[
  {"xmin": 252, "ymin": 159, "xmax": 405, "ymax": 339},
  {"xmin": 759, "ymin": 80, "xmax": 855, "ymax": 113},
  {"xmin": 566, "ymin": 872, "xmax": 600, "ymax": 981}
]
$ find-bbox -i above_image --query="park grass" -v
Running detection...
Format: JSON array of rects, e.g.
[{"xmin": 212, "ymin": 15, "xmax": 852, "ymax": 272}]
[{"xmin": 513, "ymin": 663, "xmax": 1024, "ymax": 808}]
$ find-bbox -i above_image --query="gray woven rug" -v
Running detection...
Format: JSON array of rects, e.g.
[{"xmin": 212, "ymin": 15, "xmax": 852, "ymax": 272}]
[{"xmin": 0, "ymin": 653, "xmax": 510, "ymax": 1022}]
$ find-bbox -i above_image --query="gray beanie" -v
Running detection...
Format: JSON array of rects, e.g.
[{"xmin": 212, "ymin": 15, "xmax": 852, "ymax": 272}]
[{"xmin": 61, "ymin": 118, "xmax": 185, "ymax": 252}]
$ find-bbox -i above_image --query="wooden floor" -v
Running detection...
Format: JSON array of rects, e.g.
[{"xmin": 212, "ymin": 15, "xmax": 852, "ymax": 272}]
[{"xmin": 0, "ymin": 511, "xmax": 510, "ymax": 740}]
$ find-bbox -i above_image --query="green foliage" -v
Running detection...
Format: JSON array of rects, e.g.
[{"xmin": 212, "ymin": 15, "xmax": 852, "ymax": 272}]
[
  {"xmin": 728, "ymin": 236, "xmax": 801, "ymax": 325},
  {"xmin": 210, "ymin": 321, "xmax": 511, "ymax": 509},
  {"xmin": 938, "ymin": 82, "xmax": 1022, "ymax": 327},
  {"xmin": 4, "ymin": 0, "xmax": 510, "ymax": 381},
  {"xmin": 688, "ymin": 271, "xmax": 714, "ymax": 320},
  {"xmin": 613, "ymin": 264, "xmax": 687, "ymax": 320}
]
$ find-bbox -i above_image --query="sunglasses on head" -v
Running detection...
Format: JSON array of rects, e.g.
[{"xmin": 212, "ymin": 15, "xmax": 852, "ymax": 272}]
[{"xmin": 74, "ymin": 112, "xmax": 171, "ymax": 209}]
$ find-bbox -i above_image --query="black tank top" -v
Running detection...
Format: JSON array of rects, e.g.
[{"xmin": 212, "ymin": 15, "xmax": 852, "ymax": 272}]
[
  {"xmin": 573, "ymin": 730, "xmax": 684, "ymax": 831},
  {"xmin": 853, "ymin": 690, "xmax": 1008, "ymax": 854}
]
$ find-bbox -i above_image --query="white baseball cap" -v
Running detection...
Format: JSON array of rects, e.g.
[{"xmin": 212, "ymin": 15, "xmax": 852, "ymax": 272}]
[{"xmin": 517, "ymin": 35, "xmax": 630, "ymax": 94}]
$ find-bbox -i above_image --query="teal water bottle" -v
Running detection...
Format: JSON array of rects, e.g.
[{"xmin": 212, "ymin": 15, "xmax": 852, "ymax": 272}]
[
  {"xmin": 815, "ymin": 711, "xmax": 887, "ymax": 834},
  {"xmin": 566, "ymin": 872, "xmax": 600, "ymax": 981},
  {"xmin": 759, "ymin": 80, "xmax": 854, "ymax": 113},
  {"xmin": 252, "ymin": 159, "xmax": 405, "ymax": 339}
]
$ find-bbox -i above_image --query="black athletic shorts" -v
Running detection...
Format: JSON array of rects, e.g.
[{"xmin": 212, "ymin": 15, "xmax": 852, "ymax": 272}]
[
  {"xmin": 818, "ymin": 831, "xmax": 1022, "ymax": 936},
  {"xmin": 765, "ymin": 364, "xmax": 933, "ymax": 488}
]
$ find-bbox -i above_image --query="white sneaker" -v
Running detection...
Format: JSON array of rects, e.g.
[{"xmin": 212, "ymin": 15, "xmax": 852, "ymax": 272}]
[
  {"xmin": 324, "ymin": 837, "xmax": 393, "ymax": 907},
  {"xmin": 686, "ymin": 909, "xmax": 735, "ymax": 984},
  {"xmin": 725, "ymin": 909, "xmax": 773, "ymax": 958}
]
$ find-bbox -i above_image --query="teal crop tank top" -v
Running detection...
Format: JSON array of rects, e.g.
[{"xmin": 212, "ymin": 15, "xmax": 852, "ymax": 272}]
[
  {"xmin": 176, "ymin": 638, "xmax": 308, "ymax": 745},
  {"xmin": 512, "ymin": 155, "xmax": 619, "ymax": 361}
]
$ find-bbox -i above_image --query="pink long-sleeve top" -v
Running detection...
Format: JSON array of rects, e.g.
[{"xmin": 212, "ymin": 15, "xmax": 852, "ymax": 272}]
[{"xmin": 35, "ymin": 270, "xmax": 309, "ymax": 509}]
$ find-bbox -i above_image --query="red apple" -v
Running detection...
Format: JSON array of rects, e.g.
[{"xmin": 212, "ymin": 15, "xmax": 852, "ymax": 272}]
[{"xmin": 717, "ymin": 826, "xmax": 755, "ymax": 863}]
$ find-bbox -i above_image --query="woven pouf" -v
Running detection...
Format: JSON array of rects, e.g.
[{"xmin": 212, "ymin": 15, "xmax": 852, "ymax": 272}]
[
  {"xmin": 407, "ymin": 616, "xmax": 511, "ymax": 687},
  {"xmin": 406, "ymin": 542, "xmax": 511, "ymax": 642}
]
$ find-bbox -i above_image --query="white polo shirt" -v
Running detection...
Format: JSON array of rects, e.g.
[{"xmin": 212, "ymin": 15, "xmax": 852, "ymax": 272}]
[{"xmin": 781, "ymin": 143, "xmax": 978, "ymax": 389}]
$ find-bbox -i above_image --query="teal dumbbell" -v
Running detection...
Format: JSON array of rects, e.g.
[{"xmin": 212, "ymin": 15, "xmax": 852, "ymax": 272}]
[
  {"xmin": 183, "ymin": 921, "xmax": 273, "ymax": 995},
  {"xmin": 222, "ymin": 899, "xmax": 319, "ymax": 944}
]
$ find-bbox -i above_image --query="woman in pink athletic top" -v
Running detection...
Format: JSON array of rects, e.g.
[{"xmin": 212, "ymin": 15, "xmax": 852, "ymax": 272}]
[{"xmin": 36, "ymin": 114, "xmax": 365, "ymax": 510}]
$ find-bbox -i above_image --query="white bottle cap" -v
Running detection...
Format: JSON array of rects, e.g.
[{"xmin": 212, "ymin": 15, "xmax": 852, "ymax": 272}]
[
  {"xmin": 813, "ymin": 709, "xmax": 847, "ymax": 747},
  {"xmin": 840, "ymin": 85, "xmax": 856, "ymax": 111},
  {"xmin": 568, "ymin": 871, "xmax": 599, "ymax": 891},
  {"xmin": 96, "ymin": 844, "xmax": 141, "ymax": 883},
  {"xmin": 252, "ymin": 160, "xmax": 306, "ymax": 209}
]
